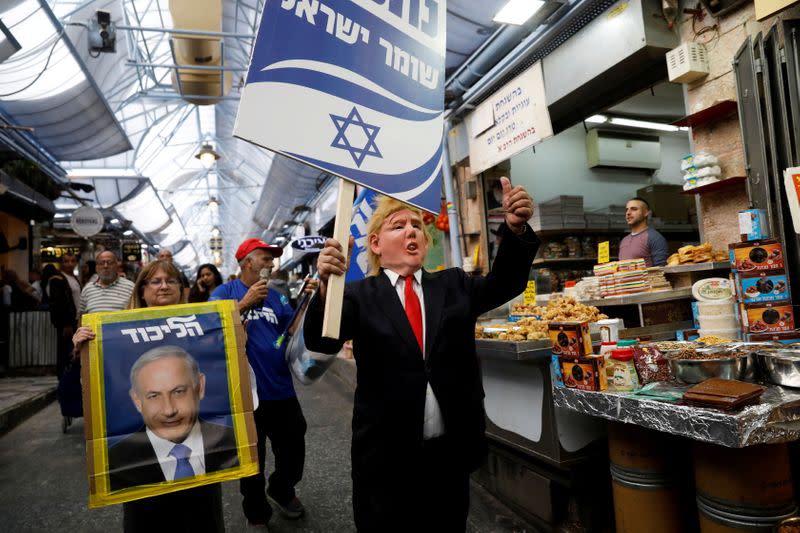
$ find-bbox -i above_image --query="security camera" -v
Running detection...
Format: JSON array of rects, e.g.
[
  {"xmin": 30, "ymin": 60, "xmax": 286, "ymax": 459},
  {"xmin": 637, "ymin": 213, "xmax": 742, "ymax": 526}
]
[{"xmin": 88, "ymin": 10, "xmax": 116, "ymax": 54}]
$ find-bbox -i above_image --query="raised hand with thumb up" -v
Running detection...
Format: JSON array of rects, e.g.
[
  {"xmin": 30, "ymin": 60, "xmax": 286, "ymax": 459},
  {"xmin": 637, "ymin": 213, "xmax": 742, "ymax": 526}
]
[{"xmin": 500, "ymin": 176, "xmax": 533, "ymax": 234}]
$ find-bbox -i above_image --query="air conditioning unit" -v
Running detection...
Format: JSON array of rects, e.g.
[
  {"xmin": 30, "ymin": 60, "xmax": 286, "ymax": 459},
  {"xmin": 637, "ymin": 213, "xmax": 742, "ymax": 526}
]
[{"xmin": 586, "ymin": 129, "xmax": 661, "ymax": 170}]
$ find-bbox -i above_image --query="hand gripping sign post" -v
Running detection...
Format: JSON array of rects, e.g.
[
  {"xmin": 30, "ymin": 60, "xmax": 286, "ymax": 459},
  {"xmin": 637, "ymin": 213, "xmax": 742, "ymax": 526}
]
[
  {"xmin": 81, "ymin": 301, "xmax": 258, "ymax": 507},
  {"xmin": 234, "ymin": 0, "xmax": 446, "ymax": 338}
]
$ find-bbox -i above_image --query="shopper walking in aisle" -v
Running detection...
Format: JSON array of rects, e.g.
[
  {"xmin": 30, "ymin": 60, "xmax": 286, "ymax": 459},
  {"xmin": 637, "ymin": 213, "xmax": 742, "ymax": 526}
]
[
  {"xmin": 188, "ymin": 263, "xmax": 223, "ymax": 303},
  {"xmin": 59, "ymin": 253, "xmax": 82, "ymax": 316},
  {"xmin": 73, "ymin": 260, "xmax": 227, "ymax": 532},
  {"xmin": 78, "ymin": 251, "xmax": 135, "ymax": 315},
  {"xmin": 158, "ymin": 248, "xmax": 191, "ymax": 301},
  {"xmin": 210, "ymin": 239, "xmax": 311, "ymax": 526},
  {"xmin": 305, "ymin": 177, "xmax": 539, "ymax": 532}
]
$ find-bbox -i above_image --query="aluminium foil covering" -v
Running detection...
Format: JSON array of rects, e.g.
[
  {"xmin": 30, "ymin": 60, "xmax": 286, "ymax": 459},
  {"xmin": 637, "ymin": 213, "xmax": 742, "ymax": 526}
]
[{"xmin": 552, "ymin": 384, "xmax": 800, "ymax": 448}]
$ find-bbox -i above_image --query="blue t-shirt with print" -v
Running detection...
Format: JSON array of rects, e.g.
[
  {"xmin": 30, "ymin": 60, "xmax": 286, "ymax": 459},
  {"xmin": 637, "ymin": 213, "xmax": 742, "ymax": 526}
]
[{"xmin": 210, "ymin": 280, "xmax": 296, "ymax": 401}]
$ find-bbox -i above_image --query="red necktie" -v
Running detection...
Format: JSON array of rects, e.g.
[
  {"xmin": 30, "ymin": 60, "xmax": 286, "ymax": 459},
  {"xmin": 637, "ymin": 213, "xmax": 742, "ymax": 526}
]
[{"xmin": 404, "ymin": 275, "xmax": 423, "ymax": 353}]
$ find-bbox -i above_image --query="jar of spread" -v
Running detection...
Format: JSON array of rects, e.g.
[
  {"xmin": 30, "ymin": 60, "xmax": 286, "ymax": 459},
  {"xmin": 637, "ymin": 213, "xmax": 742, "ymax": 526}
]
[
  {"xmin": 600, "ymin": 342, "xmax": 617, "ymax": 382},
  {"xmin": 610, "ymin": 348, "xmax": 640, "ymax": 392}
]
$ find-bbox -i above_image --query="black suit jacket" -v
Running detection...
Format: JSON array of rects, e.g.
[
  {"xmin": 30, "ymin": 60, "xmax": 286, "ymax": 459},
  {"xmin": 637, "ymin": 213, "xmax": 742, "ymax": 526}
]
[
  {"xmin": 108, "ymin": 419, "xmax": 239, "ymax": 492},
  {"xmin": 304, "ymin": 223, "xmax": 539, "ymax": 478}
]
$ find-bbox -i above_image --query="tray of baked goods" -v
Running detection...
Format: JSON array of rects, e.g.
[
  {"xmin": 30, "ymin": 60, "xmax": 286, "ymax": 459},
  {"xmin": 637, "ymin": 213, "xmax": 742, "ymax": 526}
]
[{"xmin": 476, "ymin": 297, "xmax": 610, "ymax": 359}]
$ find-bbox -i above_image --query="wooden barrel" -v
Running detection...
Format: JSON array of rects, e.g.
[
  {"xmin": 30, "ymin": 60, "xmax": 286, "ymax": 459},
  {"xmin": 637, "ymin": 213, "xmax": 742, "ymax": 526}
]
[
  {"xmin": 694, "ymin": 443, "xmax": 795, "ymax": 514},
  {"xmin": 608, "ymin": 422, "xmax": 679, "ymax": 473},
  {"xmin": 697, "ymin": 494, "xmax": 797, "ymax": 533},
  {"xmin": 611, "ymin": 465, "xmax": 686, "ymax": 533}
]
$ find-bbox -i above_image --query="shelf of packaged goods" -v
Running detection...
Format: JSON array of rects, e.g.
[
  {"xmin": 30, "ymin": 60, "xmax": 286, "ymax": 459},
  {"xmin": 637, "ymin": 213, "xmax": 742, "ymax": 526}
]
[
  {"xmin": 672, "ymin": 100, "xmax": 738, "ymax": 128},
  {"xmin": 681, "ymin": 176, "xmax": 746, "ymax": 195},
  {"xmin": 533, "ymin": 226, "xmax": 697, "ymax": 238},
  {"xmin": 663, "ymin": 262, "xmax": 731, "ymax": 274},
  {"xmin": 579, "ymin": 287, "xmax": 693, "ymax": 307},
  {"xmin": 532, "ymin": 256, "xmax": 619, "ymax": 266}
]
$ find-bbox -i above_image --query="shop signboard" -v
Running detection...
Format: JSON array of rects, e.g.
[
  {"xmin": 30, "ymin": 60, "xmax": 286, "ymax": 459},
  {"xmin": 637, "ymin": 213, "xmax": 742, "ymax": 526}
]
[
  {"xmin": 122, "ymin": 243, "xmax": 141, "ymax": 262},
  {"xmin": 235, "ymin": 0, "xmax": 446, "ymax": 214},
  {"xmin": 70, "ymin": 206, "xmax": 104, "ymax": 238},
  {"xmin": 290, "ymin": 235, "xmax": 326, "ymax": 253},
  {"xmin": 41, "ymin": 245, "xmax": 82, "ymax": 263},
  {"xmin": 466, "ymin": 62, "xmax": 553, "ymax": 175}
]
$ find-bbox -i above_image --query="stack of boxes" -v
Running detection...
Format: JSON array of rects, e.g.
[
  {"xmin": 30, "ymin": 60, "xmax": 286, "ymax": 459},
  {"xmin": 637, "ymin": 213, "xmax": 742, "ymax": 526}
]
[
  {"xmin": 531, "ymin": 195, "xmax": 584, "ymax": 231},
  {"xmin": 730, "ymin": 209, "xmax": 799, "ymax": 342},
  {"xmin": 549, "ymin": 321, "xmax": 607, "ymax": 391}
]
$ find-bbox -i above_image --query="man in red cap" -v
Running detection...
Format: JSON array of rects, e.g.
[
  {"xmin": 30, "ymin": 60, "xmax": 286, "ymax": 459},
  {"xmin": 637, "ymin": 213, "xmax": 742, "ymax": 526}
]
[{"xmin": 209, "ymin": 238, "xmax": 307, "ymax": 525}]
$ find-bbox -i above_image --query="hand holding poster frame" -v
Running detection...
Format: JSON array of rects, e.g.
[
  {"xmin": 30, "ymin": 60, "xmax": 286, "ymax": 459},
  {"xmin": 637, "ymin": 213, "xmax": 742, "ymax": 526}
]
[
  {"xmin": 80, "ymin": 301, "xmax": 258, "ymax": 507},
  {"xmin": 234, "ymin": 0, "xmax": 447, "ymax": 338}
]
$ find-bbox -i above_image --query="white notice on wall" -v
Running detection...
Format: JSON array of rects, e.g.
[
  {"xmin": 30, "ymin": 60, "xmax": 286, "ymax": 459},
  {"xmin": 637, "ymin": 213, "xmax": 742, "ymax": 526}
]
[{"xmin": 466, "ymin": 61, "xmax": 553, "ymax": 175}]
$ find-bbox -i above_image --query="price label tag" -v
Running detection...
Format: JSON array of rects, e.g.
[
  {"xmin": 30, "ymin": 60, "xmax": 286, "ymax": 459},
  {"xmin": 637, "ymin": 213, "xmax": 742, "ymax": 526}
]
[
  {"xmin": 523, "ymin": 280, "xmax": 537, "ymax": 305},
  {"xmin": 598, "ymin": 241, "xmax": 610, "ymax": 264}
]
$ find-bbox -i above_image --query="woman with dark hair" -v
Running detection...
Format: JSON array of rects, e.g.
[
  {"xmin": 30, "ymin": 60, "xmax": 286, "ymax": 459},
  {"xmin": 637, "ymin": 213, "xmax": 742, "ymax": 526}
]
[{"xmin": 188, "ymin": 263, "xmax": 223, "ymax": 303}]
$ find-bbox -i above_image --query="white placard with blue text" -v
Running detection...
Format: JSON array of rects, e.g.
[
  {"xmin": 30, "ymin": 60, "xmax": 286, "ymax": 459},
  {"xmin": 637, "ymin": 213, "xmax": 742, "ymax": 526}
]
[
  {"xmin": 466, "ymin": 62, "xmax": 553, "ymax": 176},
  {"xmin": 235, "ymin": 0, "xmax": 446, "ymax": 214}
]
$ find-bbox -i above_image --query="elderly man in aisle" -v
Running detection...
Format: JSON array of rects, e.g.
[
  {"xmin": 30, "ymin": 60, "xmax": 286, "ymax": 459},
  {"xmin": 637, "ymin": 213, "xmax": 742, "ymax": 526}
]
[
  {"xmin": 210, "ymin": 238, "xmax": 308, "ymax": 526},
  {"xmin": 79, "ymin": 250, "xmax": 135, "ymax": 315},
  {"xmin": 304, "ymin": 177, "xmax": 540, "ymax": 532},
  {"xmin": 157, "ymin": 248, "xmax": 191, "ymax": 301}
]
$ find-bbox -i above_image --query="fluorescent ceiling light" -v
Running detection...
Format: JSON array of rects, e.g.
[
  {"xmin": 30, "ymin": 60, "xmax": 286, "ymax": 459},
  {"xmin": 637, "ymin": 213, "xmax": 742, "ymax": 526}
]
[
  {"xmin": 123, "ymin": 230, "xmax": 134, "ymax": 236},
  {"xmin": 110, "ymin": 218, "xmax": 120, "ymax": 224},
  {"xmin": 493, "ymin": 0, "xmax": 545, "ymax": 25},
  {"xmin": 609, "ymin": 117, "xmax": 680, "ymax": 132},
  {"xmin": 586, "ymin": 114, "xmax": 607, "ymax": 124}
]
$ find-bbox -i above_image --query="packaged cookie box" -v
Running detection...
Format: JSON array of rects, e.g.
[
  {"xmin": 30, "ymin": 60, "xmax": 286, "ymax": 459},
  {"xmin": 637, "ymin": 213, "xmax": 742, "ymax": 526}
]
[
  {"xmin": 740, "ymin": 302, "xmax": 795, "ymax": 333},
  {"xmin": 560, "ymin": 355, "xmax": 607, "ymax": 391},
  {"xmin": 729, "ymin": 239, "xmax": 784, "ymax": 272},
  {"xmin": 735, "ymin": 271, "xmax": 790, "ymax": 304},
  {"xmin": 549, "ymin": 321, "xmax": 592, "ymax": 357},
  {"xmin": 747, "ymin": 330, "xmax": 800, "ymax": 344}
]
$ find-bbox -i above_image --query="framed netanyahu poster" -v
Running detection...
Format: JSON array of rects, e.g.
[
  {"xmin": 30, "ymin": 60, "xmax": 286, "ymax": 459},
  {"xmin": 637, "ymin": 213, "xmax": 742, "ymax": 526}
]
[{"xmin": 80, "ymin": 300, "xmax": 258, "ymax": 507}]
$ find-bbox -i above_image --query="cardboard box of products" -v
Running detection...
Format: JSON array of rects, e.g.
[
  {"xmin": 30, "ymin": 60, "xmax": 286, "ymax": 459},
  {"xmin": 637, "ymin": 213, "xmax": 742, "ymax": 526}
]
[
  {"xmin": 549, "ymin": 321, "xmax": 592, "ymax": 358},
  {"xmin": 735, "ymin": 271, "xmax": 790, "ymax": 304},
  {"xmin": 561, "ymin": 355, "xmax": 607, "ymax": 391},
  {"xmin": 740, "ymin": 302, "xmax": 795, "ymax": 333},
  {"xmin": 729, "ymin": 239, "xmax": 784, "ymax": 272}
]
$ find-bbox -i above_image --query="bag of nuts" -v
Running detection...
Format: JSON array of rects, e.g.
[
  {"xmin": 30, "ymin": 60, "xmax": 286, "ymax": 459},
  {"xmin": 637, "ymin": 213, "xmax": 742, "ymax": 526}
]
[{"xmin": 632, "ymin": 345, "xmax": 672, "ymax": 384}]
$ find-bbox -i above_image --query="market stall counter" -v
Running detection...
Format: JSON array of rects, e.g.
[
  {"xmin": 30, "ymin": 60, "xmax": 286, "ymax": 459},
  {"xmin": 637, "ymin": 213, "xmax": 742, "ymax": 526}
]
[{"xmin": 551, "ymin": 384, "xmax": 800, "ymax": 448}]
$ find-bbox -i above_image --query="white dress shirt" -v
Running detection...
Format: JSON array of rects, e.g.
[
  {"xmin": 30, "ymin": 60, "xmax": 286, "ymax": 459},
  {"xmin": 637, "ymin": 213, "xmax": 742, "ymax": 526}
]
[
  {"xmin": 383, "ymin": 268, "xmax": 445, "ymax": 440},
  {"xmin": 146, "ymin": 421, "xmax": 206, "ymax": 481}
]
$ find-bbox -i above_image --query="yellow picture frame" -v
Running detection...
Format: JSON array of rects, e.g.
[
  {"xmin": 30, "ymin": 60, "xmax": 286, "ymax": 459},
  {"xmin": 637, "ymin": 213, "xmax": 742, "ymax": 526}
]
[{"xmin": 80, "ymin": 300, "xmax": 258, "ymax": 507}]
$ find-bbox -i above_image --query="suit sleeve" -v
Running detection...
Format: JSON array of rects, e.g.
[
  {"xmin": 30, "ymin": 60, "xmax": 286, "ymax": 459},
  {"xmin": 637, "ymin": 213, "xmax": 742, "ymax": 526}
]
[
  {"xmin": 469, "ymin": 223, "xmax": 540, "ymax": 316},
  {"xmin": 303, "ymin": 286, "xmax": 358, "ymax": 354}
]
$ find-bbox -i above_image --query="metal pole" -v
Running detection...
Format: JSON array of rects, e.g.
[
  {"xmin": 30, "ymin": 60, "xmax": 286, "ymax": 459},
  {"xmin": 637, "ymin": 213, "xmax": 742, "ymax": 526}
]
[
  {"xmin": 116, "ymin": 24, "xmax": 255, "ymax": 39},
  {"xmin": 126, "ymin": 62, "xmax": 245, "ymax": 75},
  {"xmin": 441, "ymin": 122, "xmax": 463, "ymax": 269}
]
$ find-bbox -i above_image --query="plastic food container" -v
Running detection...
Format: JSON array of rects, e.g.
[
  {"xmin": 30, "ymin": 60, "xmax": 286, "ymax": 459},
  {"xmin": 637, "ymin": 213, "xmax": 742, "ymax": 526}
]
[
  {"xmin": 697, "ymin": 300, "xmax": 736, "ymax": 316},
  {"xmin": 697, "ymin": 314, "xmax": 738, "ymax": 330}
]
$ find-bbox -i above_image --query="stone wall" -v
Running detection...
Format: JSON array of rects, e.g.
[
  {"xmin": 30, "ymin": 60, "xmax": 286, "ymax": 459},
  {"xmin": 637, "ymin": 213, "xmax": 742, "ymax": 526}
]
[{"xmin": 678, "ymin": 1, "xmax": 800, "ymax": 247}]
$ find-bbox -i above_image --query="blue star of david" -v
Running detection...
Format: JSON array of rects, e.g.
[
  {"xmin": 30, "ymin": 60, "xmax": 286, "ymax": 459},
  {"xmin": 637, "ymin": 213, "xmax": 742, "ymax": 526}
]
[{"xmin": 330, "ymin": 107, "xmax": 382, "ymax": 167}]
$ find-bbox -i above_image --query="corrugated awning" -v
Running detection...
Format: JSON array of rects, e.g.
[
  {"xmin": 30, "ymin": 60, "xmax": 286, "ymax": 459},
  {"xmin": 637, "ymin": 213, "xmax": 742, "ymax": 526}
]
[{"xmin": 0, "ymin": 1, "xmax": 131, "ymax": 160}]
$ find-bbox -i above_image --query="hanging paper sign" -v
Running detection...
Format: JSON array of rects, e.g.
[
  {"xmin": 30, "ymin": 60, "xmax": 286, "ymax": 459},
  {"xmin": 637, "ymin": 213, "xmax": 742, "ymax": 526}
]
[
  {"xmin": 598, "ymin": 241, "xmax": 610, "ymax": 264},
  {"xmin": 466, "ymin": 62, "xmax": 553, "ymax": 176},
  {"xmin": 290, "ymin": 235, "xmax": 327, "ymax": 252},
  {"xmin": 235, "ymin": 0, "xmax": 446, "ymax": 213}
]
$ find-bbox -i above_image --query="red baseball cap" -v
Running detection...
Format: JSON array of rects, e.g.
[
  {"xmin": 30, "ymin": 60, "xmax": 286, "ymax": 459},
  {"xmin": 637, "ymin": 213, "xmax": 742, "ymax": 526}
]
[{"xmin": 235, "ymin": 238, "xmax": 284, "ymax": 261}]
